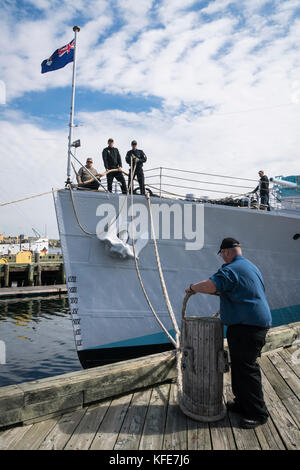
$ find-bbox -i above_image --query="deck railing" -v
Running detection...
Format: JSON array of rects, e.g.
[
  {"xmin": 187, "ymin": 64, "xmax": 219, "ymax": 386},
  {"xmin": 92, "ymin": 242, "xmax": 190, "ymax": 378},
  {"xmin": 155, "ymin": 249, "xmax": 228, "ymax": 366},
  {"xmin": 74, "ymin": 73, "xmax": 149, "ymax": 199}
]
[
  {"xmin": 78, "ymin": 165, "xmax": 297, "ymax": 212},
  {"xmin": 144, "ymin": 167, "xmax": 283, "ymax": 211}
]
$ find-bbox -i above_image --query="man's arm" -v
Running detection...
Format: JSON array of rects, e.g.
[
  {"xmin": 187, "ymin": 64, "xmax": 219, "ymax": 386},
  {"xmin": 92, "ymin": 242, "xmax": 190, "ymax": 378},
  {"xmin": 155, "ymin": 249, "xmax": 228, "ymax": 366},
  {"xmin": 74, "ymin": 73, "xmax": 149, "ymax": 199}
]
[
  {"xmin": 139, "ymin": 151, "xmax": 147, "ymax": 163},
  {"xmin": 185, "ymin": 279, "xmax": 217, "ymax": 295},
  {"xmin": 77, "ymin": 168, "xmax": 83, "ymax": 184},
  {"xmin": 95, "ymin": 169, "xmax": 104, "ymax": 178},
  {"xmin": 117, "ymin": 149, "xmax": 122, "ymax": 168},
  {"xmin": 102, "ymin": 149, "xmax": 108, "ymax": 170}
]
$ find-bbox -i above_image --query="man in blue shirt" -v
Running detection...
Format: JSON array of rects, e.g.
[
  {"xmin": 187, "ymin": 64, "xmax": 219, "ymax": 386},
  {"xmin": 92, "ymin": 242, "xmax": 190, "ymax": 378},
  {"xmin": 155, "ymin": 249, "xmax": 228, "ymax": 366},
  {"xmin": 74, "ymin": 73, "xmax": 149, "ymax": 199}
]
[{"xmin": 185, "ymin": 238, "xmax": 272, "ymax": 428}]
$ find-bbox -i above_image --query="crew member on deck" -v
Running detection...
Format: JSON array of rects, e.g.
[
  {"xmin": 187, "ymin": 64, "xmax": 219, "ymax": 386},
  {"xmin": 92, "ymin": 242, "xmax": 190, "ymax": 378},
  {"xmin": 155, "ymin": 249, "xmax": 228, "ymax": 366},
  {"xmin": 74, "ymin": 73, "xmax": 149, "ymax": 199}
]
[
  {"xmin": 102, "ymin": 138, "xmax": 127, "ymax": 194},
  {"xmin": 126, "ymin": 140, "xmax": 147, "ymax": 195},
  {"xmin": 77, "ymin": 157, "xmax": 103, "ymax": 190},
  {"xmin": 185, "ymin": 238, "xmax": 272, "ymax": 429},
  {"xmin": 252, "ymin": 170, "xmax": 270, "ymax": 211}
]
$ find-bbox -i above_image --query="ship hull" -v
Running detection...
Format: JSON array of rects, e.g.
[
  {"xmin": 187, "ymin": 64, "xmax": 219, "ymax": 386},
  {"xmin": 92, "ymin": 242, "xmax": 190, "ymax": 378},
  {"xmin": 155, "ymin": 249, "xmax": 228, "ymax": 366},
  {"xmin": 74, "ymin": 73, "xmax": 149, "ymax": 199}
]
[{"xmin": 54, "ymin": 189, "xmax": 300, "ymax": 368}]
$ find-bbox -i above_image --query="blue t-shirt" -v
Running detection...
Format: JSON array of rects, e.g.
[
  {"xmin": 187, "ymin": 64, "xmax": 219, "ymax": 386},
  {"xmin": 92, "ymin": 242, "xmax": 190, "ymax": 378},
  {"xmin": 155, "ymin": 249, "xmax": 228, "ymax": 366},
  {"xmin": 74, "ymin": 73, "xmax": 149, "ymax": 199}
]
[{"xmin": 210, "ymin": 255, "xmax": 272, "ymax": 327}]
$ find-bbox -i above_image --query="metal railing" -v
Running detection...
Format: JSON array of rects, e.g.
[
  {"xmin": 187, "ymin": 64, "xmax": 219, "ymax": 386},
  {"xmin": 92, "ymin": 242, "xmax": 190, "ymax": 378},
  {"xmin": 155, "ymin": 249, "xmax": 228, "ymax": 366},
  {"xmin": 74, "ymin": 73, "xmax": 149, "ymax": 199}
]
[
  {"xmin": 71, "ymin": 162, "xmax": 299, "ymax": 212},
  {"xmin": 143, "ymin": 167, "xmax": 283, "ymax": 211}
]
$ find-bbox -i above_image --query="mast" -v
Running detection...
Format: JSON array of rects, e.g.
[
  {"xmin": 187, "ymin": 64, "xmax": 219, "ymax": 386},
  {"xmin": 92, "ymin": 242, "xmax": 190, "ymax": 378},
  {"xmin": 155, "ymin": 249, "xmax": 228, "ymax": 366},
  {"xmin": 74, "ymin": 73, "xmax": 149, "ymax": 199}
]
[{"xmin": 66, "ymin": 25, "xmax": 80, "ymax": 185}]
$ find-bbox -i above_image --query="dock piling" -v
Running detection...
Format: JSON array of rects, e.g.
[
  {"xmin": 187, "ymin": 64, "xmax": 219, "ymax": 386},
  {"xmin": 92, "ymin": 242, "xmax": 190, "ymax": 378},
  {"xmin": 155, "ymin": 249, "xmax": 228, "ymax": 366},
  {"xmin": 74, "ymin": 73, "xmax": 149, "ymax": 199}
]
[{"xmin": 4, "ymin": 264, "xmax": 9, "ymax": 288}]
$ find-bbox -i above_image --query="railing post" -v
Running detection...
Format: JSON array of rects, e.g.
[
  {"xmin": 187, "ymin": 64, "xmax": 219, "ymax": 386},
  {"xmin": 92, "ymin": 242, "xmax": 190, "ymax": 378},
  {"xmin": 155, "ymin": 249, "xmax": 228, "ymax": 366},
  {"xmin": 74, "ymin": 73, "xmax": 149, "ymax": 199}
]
[{"xmin": 159, "ymin": 167, "xmax": 162, "ymax": 198}]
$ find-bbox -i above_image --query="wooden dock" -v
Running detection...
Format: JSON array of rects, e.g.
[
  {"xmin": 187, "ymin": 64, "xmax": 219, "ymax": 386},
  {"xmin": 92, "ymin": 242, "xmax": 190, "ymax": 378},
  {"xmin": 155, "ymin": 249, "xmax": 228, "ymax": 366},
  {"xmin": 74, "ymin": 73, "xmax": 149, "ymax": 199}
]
[
  {"xmin": 0, "ymin": 323, "xmax": 299, "ymax": 450},
  {"xmin": 0, "ymin": 284, "xmax": 67, "ymax": 300},
  {"xmin": 0, "ymin": 254, "xmax": 65, "ymax": 289}
]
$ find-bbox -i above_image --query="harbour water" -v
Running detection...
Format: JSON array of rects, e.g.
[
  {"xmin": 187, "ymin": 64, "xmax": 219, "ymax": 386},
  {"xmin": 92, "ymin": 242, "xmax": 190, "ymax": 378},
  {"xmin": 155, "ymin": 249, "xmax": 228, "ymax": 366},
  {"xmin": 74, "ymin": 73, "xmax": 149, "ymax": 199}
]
[
  {"xmin": 0, "ymin": 297, "xmax": 81, "ymax": 387},
  {"xmin": 0, "ymin": 296, "xmax": 299, "ymax": 388}
]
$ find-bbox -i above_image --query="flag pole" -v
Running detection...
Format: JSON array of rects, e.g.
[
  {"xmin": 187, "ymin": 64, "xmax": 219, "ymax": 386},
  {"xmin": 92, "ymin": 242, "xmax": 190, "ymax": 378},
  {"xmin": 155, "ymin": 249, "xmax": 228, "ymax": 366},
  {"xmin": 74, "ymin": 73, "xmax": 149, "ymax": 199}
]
[{"xmin": 66, "ymin": 25, "xmax": 80, "ymax": 185}]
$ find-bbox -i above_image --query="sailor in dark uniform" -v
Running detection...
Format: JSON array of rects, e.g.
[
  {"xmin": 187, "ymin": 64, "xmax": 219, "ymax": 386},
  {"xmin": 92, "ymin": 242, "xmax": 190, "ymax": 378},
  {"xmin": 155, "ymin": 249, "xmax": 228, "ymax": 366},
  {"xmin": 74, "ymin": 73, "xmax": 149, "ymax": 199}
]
[
  {"xmin": 252, "ymin": 170, "xmax": 270, "ymax": 211},
  {"xmin": 102, "ymin": 138, "xmax": 127, "ymax": 194},
  {"xmin": 126, "ymin": 140, "xmax": 147, "ymax": 195}
]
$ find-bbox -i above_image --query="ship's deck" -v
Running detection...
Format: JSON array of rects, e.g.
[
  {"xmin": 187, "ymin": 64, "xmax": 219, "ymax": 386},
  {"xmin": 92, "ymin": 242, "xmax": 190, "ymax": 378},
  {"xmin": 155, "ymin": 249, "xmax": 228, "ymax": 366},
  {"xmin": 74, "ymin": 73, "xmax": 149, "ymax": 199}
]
[{"xmin": 1, "ymin": 345, "xmax": 299, "ymax": 451}]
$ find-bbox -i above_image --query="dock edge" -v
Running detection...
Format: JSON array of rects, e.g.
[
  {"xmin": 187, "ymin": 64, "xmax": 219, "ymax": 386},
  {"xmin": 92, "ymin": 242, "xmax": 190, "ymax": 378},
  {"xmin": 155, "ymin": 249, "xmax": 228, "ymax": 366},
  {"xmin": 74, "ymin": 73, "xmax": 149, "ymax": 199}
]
[{"xmin": 0, "ymin": 321, "xmax": 299, "ymax": 429}]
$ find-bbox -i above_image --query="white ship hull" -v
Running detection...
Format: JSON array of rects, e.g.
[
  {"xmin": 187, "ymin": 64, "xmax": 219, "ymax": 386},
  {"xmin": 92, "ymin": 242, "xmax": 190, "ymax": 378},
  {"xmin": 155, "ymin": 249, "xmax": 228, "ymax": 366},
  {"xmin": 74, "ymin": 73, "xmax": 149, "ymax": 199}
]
[{"xmin": 54, "ymin": 189, "xmax": 300, "ymax": 368}]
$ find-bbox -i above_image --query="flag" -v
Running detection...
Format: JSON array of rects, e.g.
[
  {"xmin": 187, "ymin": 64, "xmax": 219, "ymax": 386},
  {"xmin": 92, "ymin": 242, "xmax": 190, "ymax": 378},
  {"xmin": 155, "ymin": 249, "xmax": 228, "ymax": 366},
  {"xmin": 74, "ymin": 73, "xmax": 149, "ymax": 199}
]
[{"xmin": 41, "ymin": 39, "xmax": 75, "ymax": 74}]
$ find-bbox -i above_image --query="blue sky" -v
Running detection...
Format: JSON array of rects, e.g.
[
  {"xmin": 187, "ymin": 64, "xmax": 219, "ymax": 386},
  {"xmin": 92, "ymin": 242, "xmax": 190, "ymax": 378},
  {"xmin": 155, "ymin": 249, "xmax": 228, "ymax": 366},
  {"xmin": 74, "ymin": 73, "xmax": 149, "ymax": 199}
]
[{"xmin": 0, "ymin": 0, "xmax": 300, "ymax": 237}]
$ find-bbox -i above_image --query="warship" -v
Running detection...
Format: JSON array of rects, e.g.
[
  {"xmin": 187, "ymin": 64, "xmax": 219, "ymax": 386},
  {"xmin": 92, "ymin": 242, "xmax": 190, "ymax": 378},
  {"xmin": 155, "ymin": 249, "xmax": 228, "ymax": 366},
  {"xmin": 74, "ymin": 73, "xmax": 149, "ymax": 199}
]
[{"xmin": 54, "ymin": 170, "xmax": 300, "ymax": 368}]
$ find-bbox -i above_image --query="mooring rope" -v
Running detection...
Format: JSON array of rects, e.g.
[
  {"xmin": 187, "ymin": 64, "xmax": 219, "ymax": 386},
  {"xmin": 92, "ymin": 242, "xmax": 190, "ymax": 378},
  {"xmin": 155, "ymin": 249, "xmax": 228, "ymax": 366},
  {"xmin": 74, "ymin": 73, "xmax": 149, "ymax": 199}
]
[
  {"xmin": 68, "ymin": 168, "xmax": 136, "ymax": 237},
  {"xmin": 144, "ymin": 190, "xmax": 183, "ymax": 397},
  {"xmin": 0, "ymin": 187, "xmax": 65, "ymax": 207},
  {"xmin": 129, "ymin": 157, "xmax": 177, "ymax": 347},
  {"xmin": 127, "ymin": 157, "xmax": 185, "ymax": 396}
]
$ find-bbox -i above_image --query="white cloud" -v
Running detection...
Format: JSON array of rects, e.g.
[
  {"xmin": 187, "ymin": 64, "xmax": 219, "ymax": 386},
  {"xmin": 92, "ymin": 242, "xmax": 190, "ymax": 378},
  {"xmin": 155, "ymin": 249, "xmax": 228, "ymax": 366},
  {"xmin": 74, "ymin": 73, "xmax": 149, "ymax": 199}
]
[{"xmin": 201, "ymin": 0, "xmax": 234, "ymax": 15}]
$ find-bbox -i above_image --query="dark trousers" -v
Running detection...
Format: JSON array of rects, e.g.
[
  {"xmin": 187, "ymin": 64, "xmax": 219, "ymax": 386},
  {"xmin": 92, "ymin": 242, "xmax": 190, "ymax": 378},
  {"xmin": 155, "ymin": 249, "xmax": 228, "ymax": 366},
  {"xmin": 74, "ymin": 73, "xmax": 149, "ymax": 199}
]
[
  {"xmin": 106, "ymin": 171, "xmax": 127, "ymax": 194},
  {"xmin": 226, "ymin": 324, "xmax": 269, "ymax": 421},
  {"xmin": 128, "ymin": 169, "xmax": 145, "ymax": 195},
  {"xmin": 78, "ymin": 181, "xmax": 99, "ymax": 190},
  {"xmin": 260, "ymin": 193, "xmax": 270, "ymax": 211}
]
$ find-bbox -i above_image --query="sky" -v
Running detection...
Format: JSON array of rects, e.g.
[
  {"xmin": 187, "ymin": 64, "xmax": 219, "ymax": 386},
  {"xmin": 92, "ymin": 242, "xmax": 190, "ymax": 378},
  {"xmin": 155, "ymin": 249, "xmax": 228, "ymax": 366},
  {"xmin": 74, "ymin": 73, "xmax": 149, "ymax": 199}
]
[{"xmin": 0, "ymin": 0, "xmax": 300, "ymax": 238}]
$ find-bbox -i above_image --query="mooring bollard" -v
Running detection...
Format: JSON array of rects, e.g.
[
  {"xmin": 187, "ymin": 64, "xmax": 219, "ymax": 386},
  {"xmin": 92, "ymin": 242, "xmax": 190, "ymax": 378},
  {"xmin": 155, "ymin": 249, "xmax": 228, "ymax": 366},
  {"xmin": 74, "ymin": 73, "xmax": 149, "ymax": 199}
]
[{"xmin": 179, "ymin": 293, "xmax": 229, "ymax": 422}]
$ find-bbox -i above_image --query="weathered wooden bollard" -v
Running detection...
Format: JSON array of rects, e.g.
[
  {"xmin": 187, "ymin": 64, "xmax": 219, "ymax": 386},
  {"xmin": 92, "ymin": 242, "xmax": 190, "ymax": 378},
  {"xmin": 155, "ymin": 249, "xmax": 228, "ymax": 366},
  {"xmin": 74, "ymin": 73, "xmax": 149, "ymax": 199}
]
[{"xmin": 179, "ymin": 294, "xmax": 229, "ymax": 422}]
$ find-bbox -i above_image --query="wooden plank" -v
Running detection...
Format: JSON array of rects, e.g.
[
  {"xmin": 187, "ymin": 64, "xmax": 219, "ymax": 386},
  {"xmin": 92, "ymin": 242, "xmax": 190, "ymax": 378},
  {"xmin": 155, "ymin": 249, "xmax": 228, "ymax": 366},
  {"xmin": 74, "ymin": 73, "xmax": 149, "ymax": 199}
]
[
  {"xmin": 187, "ymin": 418, "xmax": 211, "ymax": 450},
  {"xmin": 281, "ymin": 396, "xmax": 300, "ymax": 429},
  {"xmin": 209, "ymin": 413, "xmax": 236, "ymax": 450},
  {"xmin": 228, "ymin": 411, "xmax": 261, "ymax": 450},
  {"xmin": 90, "ymin": 394, "xmax": 132, "ymax": 450},
  {"xmin": 278, "ymin": 348, "xmax": 300, "ymax": 379},
  {"xmin": 0, "ymin": 385, "xmax": 24, "ymax": 413},
  {"xmin": 223, "ymin": 384, "xmax": 260, "ymax": 450},
  {"xmin": 261, "ymin": 371, "xmax": 300, "ymax": 450},
  {"xmin": 223, "ymin": 373, "xmax": 284, "ymax": 450},
  {"xmin": 0, "ymin": 384, "xmax": 24, "ymax": 428},
  {"xmin": 23, "ymin": 404, "xmax": 82, "ymax": 426},
  {"xmin": 0, "ymin": 409, "xmax": 23, "ymax": 429},
  {"xmin": 162, "ymin": 383, "xmax": 187, "ymax": 450},
  {"xmin": 254, "ymin": 419, "xmax": 285, "ymax": 450},
  {"xmin": 64, "ymin": 400, "xmax": 110, "ymax": 450},
  {"xmin": 139, "ymin": 383, "xmax": 170, "ymax": 450},
  {"xmin": 15, "ymin": 350, "xmax": 175, "ymax": 407},
  {"xmin": 114, "ymin": 388, "xmax": 152, "ymax": 450},
  {"xmin": 38, "ymin": 409, "xmax": 88, "ymax": 450},
  {"xmin": 262, "ymin": 325, "xmax": 296, "ymax": 353},
  {"xmin": 0, "ymin": 424, "xmax": 33, "ymax": 450},
  {"xmin": 0, "ymin": 285, "xmax": 67, "ymax": 299},
  {"xmin": 9, "ymin": 417, "xmax": 58, "ymax": 450},
  {"xmin": 21, "ymin": 391, "xmax": 83, "ymax": 423},
  {"xmin": 83, "ymin": 351, "xmax": 176, "ymax": 405},
  {"xmin": 268, "ymin": 351, "xmax": 300, "ymax": 398},
  {"xmin": 258, "ymin": 356, "xmax": 295, "ymax": 400}
]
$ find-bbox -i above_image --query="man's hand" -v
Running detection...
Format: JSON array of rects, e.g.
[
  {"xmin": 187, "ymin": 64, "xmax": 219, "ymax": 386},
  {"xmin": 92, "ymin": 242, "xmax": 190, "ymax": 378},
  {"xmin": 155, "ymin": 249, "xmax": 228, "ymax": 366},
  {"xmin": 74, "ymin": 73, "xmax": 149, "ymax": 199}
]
[
  {"xmin": 97, "ymin": 173, "xmax": 104, "ymax": 178},
  {"xmin": 185, "ymin": 285, "xmax": 196, "ymax": 295},
  {"xmin": 118, "ymin": 167, "xmax": 122, "ymax": 171}
]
